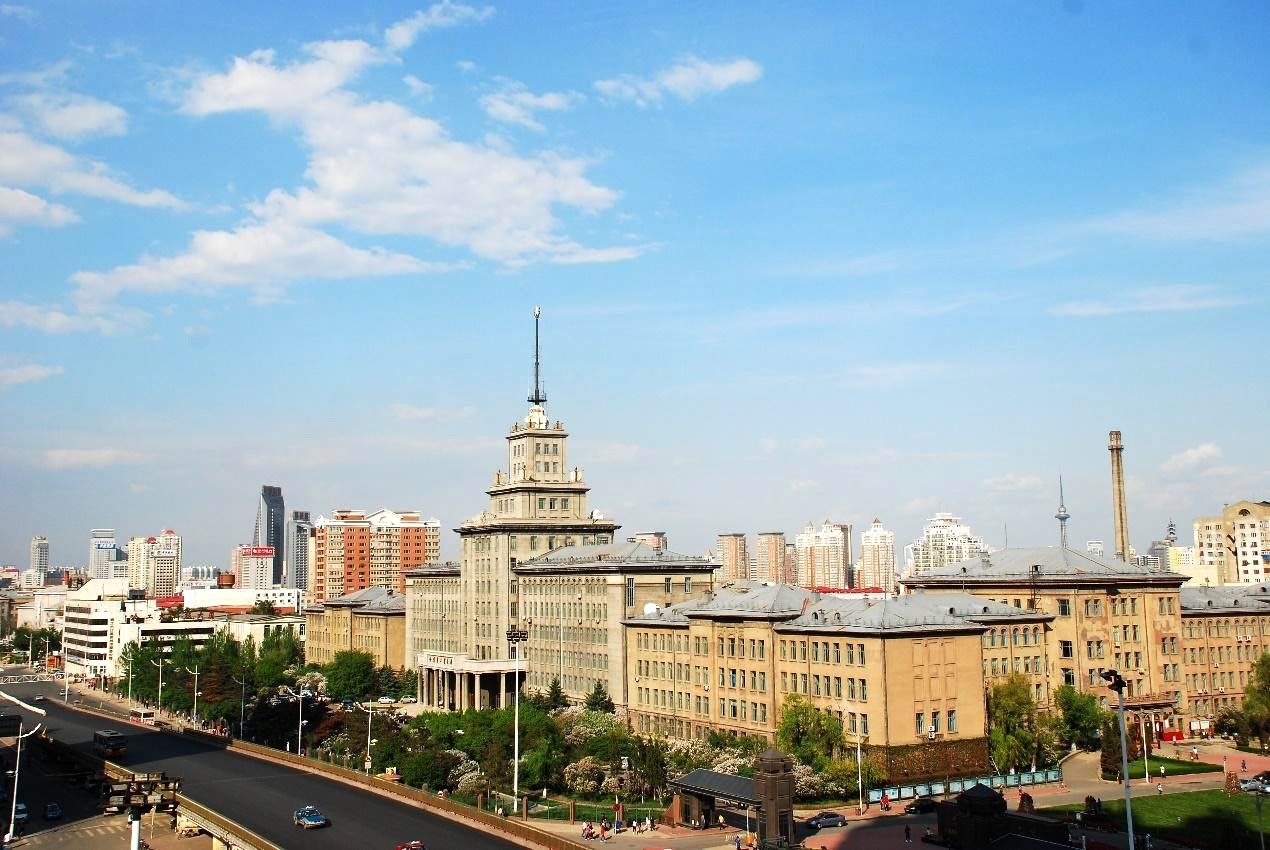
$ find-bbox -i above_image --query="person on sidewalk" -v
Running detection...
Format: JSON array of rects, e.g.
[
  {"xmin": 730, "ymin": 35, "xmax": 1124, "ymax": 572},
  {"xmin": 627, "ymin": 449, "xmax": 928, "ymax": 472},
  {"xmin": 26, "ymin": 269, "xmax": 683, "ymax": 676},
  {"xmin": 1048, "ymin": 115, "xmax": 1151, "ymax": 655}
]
[
  {"xmin": 1156, "ymin": 783, "xmax": 1163, "ymax": 795},
  {"xmin": 904, "ymin": 824, "xmax": 912, "ymax": 843}
]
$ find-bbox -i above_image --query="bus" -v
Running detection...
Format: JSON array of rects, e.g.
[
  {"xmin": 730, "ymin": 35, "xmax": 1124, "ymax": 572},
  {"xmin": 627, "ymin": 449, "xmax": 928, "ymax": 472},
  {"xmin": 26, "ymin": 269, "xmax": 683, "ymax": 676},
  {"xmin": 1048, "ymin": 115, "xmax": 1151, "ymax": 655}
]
[
  {"xmin": 129, "ymin": 708, "xmax": 155, "ymax": 725},
  {"xmin": 93, "ymin": 730, "xmax": 126, "ymax": 758}
]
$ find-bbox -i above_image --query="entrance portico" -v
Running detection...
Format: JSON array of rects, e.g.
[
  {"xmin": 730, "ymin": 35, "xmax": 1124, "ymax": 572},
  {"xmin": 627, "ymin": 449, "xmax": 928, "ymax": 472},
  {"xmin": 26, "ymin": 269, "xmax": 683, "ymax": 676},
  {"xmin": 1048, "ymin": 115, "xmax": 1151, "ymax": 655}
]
[{"xmin": 417, "ymin": 652, "xmax": 523, "ymax": 712}]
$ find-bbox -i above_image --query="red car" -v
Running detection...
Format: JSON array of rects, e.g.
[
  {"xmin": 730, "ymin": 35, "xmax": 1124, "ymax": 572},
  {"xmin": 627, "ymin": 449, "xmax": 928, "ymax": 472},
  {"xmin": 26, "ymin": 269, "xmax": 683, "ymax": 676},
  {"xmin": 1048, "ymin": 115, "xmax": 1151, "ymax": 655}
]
[{"xmin": 394, "ymin": 843, "xmax": 425, "ymax": 850}]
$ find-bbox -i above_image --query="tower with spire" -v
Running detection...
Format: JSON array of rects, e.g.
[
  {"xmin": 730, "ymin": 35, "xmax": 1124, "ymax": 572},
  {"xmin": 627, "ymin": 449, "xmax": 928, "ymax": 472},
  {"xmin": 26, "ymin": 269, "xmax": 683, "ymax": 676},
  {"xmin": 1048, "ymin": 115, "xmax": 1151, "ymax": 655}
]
[{"xmin": 1055, "ymin": 477, "xmax": 1071, "ymax": 550}]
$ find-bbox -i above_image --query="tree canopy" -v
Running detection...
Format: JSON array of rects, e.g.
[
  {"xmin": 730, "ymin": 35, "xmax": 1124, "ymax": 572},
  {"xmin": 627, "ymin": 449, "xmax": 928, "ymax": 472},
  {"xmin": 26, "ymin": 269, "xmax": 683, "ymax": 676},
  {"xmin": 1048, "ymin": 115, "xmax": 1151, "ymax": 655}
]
[
  {"xmin": 775, "ymin": 694, "xmax": 843, "ymax": 771},
  {"xmin": 988, "ymin": 674, "xmax": 1037, "ymax": 771}
]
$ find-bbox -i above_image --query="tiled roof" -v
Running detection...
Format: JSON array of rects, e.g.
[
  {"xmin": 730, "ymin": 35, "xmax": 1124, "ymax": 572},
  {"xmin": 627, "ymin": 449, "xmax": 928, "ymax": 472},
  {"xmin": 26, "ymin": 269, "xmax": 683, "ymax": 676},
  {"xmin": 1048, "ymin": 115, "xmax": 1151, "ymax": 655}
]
[
  {"xmin": 903, "ymin": 546, "xmax": 1184, "ymax": 584},
  {"xmin": 1181, "ymin": 583, "xmax": 1270, "ymax": 614},
  {"xmin": 515, "ymin": 541, "xmax": 716, "ymax": 573},
  {"xmin": 777, "ymin": 595, "xmax": 984, "ymax": 635}
]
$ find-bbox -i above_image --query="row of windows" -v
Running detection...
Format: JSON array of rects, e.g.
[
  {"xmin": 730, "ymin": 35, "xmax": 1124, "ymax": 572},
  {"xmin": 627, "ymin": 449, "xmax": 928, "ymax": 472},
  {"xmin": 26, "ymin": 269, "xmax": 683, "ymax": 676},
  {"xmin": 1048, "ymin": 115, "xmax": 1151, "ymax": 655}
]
[
  {"xmin": 779, "ymin": 671, "xmax": 869, "ymax": 700},
  {"xmin": 983, "ymin": 627, "xmax": 1043, "ymax": 648},
  {"xmin": 986, "ymin": 656, "xmax": 1043, "ymax": 676},
  {"xmin": 779, "ymin": 640, "xmax": 867, "ymax": 664},
  {"xmin": 915, "ymin": 709, "xmax": 957, "ymax": 735},
  {"xmin": 718, "ymin": 668, "xmax": 769, "ymax": 691}
]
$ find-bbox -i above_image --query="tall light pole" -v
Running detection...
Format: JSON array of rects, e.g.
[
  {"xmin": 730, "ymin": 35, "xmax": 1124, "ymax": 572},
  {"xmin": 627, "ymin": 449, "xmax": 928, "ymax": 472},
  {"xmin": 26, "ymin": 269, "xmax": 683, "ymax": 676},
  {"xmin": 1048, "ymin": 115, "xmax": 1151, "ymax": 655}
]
[
  {"xmin": 1101, "ymin": 670, "xmax": 1135, "ymax": 850},
  {"xmin": 507, "ymin": 626, "xmax": 528, "ymax": 802},
  {"xmin": 856, "ymin": 729, "xmax": 865, "ymax": 816},
  {"xmin": 232, "ymin": 675, "xmax": 248, "ymax": 738},
  {"xmin": 151, "ymin": 657, "xmax": 167, "ymax": 715},
  {"xmin": 0, "ymin": 693, "xmax": 47, "ymax": 845},
  {"xmin": 281, "ymin": 685, "xmax": 305, "ymax": 755},
  {"xmin": 185, "ymin": 665, "xmax": 201, "ymax": 726},
  {"xmin": 355, "ymin": 703, "xmax": 380, "ymax": 774},
  {"xmin": 1138, "ymin": 709, "xmax": 1151, "ymax": 787}
]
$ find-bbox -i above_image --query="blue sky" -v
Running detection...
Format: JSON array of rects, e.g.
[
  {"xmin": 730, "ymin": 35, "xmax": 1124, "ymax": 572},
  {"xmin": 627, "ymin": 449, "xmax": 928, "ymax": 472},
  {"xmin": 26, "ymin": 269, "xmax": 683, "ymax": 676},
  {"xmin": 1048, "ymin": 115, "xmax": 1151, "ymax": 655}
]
[{"xmin": 2, "ymin": 1, "xmax": 1268, "ymax": 570}]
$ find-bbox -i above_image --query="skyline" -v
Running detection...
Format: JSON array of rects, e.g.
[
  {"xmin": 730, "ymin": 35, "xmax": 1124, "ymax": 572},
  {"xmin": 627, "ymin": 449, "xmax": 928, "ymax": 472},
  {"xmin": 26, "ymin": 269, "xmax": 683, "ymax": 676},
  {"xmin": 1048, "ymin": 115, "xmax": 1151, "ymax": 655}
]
[{"xmin": 2, "ymin": 2, "xmax": 1268, "ymax": 568}]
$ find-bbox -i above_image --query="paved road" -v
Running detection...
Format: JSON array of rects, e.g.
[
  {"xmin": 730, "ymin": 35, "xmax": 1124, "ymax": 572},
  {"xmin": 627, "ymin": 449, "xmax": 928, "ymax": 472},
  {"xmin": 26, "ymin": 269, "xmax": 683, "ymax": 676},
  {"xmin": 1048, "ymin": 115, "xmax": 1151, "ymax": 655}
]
[{"xmin": 0, "ymin": 679, "xmax": 521, "ymax": 850}]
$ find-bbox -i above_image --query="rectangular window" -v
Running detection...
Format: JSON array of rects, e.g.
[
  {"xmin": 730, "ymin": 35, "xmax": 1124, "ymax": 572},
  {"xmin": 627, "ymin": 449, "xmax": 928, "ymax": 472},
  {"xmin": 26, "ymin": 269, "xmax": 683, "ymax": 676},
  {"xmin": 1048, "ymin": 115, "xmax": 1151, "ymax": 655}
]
[
  {"xmin": 728, "ymin": 637, "xmax": 736, "ymax": 656},
  {"xmin": 932, "ymin": 710, "xmax": 941, "ymax": 733},
  {"xmin": 860, "ymin": 679, "xmax": 868, "ymax": 701},
  {"xmin": 811, "ymin": 642, "xmax": 820, "ymax": 662},
  {"xmin": 834, "ymin": 677, "xmax": 842, "ymax": 698},
  {"xmin": 1060, "ymin": 640, "xmax": 1073, "ymax": 658},
  {"xmin": 625, "ymin": 577, "xmax": 634, "ymax": 607},
  {"xmin": 948, "ymin": 709, "xmax": 957, "ymax": 732},
  {"xmin": 915, "ymin": 713, "xmax": 925, "ymax": 736},
  {"xmin": 684, "ymin": 577, "xmax": 692, "ymax": 594},
  {"xmin": 846, "ymin": 644, "xmax": 855, "ymax": 664},
  {"xmin": 833, "ymin": 642, "xmax": 841, "ymax": 663},
  {"xmin": 758, "ymin": 640, "xmax": 766, "ymax": 659},
  {"xmin": 1058, "ymin": 598, "xmax": 1071, "ymax": 616},
  {"xmin": 861, "ymin": 713, "xmax": 869, "ymax": 736},
  {"xmin": 561, "ymin": 498, "xmax": 569, "ymax": 510},
  {"xmin": 858, "ymin": 643, "xmax": 866, "ymax": 664},
  {"xmin": 538, "ymin": 497, "xmax": 546, "ymax": 509},
  {"xmin": 779, "ymin": 640, "xmax": 787, "ymax": 660}
]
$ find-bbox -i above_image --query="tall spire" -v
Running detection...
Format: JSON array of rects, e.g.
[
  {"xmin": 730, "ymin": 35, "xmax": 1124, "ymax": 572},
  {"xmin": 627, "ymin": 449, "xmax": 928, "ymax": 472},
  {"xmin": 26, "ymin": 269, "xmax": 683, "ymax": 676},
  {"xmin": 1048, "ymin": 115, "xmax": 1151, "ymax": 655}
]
[
  {"xmin": 528, "ymin": 305, "xmax": 547, "ymax": 407},
  {"xmin": 1055, "ymin": 476, "xmax": 1071, "ymax": 550}
]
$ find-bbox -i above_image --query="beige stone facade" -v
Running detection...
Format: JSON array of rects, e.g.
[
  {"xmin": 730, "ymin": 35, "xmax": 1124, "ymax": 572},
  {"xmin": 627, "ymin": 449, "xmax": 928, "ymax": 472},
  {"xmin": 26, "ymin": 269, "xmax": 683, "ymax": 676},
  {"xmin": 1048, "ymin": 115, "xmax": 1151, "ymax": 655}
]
[
  {"xmin": 304, "ymin": 586, "xmax": 406, "ymax": 670},
  {"xmin": 1179, "ymin": 584, "xmax": 1270, "ymax": 730},
  {"xmin": 1193, "ymin": 500, "xmax": 1270, "ymax": 586}
]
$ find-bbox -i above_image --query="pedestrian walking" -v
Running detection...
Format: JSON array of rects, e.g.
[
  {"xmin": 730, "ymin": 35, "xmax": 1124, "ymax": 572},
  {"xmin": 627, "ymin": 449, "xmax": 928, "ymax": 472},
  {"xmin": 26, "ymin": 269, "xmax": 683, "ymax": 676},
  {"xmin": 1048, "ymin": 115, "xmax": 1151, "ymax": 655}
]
[
  {"xmin": 1159, "ymin": 765, "xmax": 1165, "ymax": 779},
  {"xmin": 905, "ymin": 824, "xmax": 912, "ymax": 843},
  {"xmin": 1241, "ymin": 759, "xmax": 1248, "ymax": 772},
  {"xmin": 1156, "ymin": 782, "xmax": 1163, "ymax": 795}
]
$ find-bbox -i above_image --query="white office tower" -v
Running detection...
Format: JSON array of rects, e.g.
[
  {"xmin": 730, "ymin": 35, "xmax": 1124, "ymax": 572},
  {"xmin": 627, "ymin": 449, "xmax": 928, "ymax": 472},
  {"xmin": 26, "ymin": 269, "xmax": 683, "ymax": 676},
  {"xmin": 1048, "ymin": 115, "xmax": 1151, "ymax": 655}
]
[
  {"xmin": 794, "ymin": 519, "xmax": 849, "ymax": 588},
  {"xmin": 20, "ymin": 568, "xmax": 43, "ymax": 589},
  {"xmin": 233, "ymin": 545, "xmax": 275, "ymax": 590},
  {"xmin": 88, "ymin": 529, "xmax": 119, "ymax": 580},
  {"xmin": 127, "ymin": 530, "xmax": 183, "ymax": 597},
  {"xmin": 285, "ymin": 510, "xmax": 313, "ymax": 591},
  {"xmin": 29, "ymin": 536, "xmax": 49, "ymax": 573},
  {"xmin": 904, "ymin": 513, "xmax": 985, "ymax": 577},
  {"xmin": 857, "ymin": 518, "xmax": 897, "ymax": 593},
  {"xmin": 1086, "ymin": 540, "xmax": 1105, "ymax": 558}
]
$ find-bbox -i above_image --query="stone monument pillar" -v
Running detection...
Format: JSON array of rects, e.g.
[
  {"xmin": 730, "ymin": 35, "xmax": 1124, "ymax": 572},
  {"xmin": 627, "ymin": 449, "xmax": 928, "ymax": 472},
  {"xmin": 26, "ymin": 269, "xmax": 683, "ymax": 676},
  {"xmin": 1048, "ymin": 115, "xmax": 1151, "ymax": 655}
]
[{"xmin": 752, "ymin": 748, "xmax": 795, "ymax": 844}]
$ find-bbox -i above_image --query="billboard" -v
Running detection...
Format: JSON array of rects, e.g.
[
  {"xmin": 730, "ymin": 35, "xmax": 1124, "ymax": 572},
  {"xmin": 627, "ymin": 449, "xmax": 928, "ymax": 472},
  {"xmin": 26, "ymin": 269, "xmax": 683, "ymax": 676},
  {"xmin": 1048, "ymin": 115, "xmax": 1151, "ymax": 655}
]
[
  {"xmin": 94, "ymin": 540, "xmax": 117, "ymax": 550},
  {"xmin": 239, "ymin": 546, "xmax": 274, "ymax": 558}
]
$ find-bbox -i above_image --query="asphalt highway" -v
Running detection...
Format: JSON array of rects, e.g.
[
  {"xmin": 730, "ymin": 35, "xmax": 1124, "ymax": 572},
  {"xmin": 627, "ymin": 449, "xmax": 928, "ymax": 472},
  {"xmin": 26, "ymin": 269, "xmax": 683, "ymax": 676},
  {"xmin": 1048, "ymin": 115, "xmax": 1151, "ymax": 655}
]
[{"xmin": 1, "ymin": 678, "xmax": 521, "ymax": 850}]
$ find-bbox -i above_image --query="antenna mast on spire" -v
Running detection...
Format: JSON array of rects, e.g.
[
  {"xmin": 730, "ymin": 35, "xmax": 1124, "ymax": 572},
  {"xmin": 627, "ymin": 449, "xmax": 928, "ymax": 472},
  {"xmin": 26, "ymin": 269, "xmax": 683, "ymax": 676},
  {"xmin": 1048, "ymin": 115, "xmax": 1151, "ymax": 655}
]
[
  {"xmin": 1056, "ymin": 475, "xmax": 1071, "ymax": 550},
  {"xmin": 528, "ymin": 306, "xmax": 547, "ymax": 406}
]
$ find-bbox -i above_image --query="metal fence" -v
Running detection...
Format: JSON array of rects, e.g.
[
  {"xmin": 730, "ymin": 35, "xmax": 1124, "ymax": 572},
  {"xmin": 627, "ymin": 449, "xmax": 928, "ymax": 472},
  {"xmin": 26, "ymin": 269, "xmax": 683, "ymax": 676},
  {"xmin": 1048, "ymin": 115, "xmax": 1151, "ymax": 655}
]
[{"xmin": 867, "ymin": 768, "xmax": 1063, "ymax": 803}]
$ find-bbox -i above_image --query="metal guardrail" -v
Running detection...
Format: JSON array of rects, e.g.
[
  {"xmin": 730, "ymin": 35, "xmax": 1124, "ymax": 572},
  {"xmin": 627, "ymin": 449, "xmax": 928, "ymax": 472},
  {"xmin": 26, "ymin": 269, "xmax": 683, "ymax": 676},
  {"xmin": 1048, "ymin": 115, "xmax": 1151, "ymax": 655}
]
[
  {"xmin": 176, "ymin": 794, "xmax": 280, "ymax": 850},
  {"xmin": 0, "ymin": 674, "xmax": 51, "ymax": 684}
]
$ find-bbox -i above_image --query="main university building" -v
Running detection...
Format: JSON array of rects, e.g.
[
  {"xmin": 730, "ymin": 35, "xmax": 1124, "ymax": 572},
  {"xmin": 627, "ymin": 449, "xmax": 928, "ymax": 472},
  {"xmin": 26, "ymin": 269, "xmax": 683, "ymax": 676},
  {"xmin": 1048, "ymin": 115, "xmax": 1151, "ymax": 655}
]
[{"xmin": 403, "ymin": 312, "xmax": 1270, "ymax": 775}]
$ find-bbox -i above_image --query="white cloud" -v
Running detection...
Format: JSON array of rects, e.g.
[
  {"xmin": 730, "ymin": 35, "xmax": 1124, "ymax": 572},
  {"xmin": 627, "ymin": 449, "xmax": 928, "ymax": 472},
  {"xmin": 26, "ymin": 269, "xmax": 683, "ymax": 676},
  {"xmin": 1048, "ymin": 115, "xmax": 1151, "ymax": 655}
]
[
  {"xmin": 1086, "ymin": 163, "xmax": 1270, "ymax": 241},
  {"xmin": 1161, "ymin": 442, "xmax": 1222, "ymax": 474},
  {"xmin": 0, "ymin": 130, "xmax": 185, "ymax": 209},
  {"xmin": 41, "ymin": 447, "xmax": 144, "ymax": 469},
  {"xmin": 595, "ymin": 55, "xmax": 762, "ymax": 107},
  {"xmin": 0, "ymin": 362, "xmax": 63, "ymax": 386},
  {"xmin": 903, "ymin": 496, "xmax": 941, "ymax": 515},
  {"xmin": 983, "ymin": 473, "xmax": 1043, "ymax": 494},
  {"xmin": 480, "ymin": 80, "xmax": 581, "ymax": 131},
  {"xmin": 403, "ymin": 74, "xmax": 433, "ymax": 98},
  {"xmin": 386, "ymin": 403, "xmax": 475, "ymax": 421},
  {"xmin": 70, "ymin": 219, "xmax": 448, "ymax": 305},
  {"xmin": 0, "ymin": 300, "xmax": 146, "ymax": 333},
  {"xmin": 0, "ymin": 186, "xmax": 78, "ymax": 234},
  {"xmin": 455, "ymin": 60, "xmax": 478, "ymax": 74},
  {"xmin": 384, "ymin": 2, "xmax": 494, "ymax": 52},
  {"xmin": 0, "ymin": 4, "xmax": 34, "ymax": 21},
  {"xmin": 1050, "ymin": 285, "xmax": 1245, "ymax": 317},
  {"xmin": 15, "ymin": 92, "xmax": 128, "ymax": 139}
]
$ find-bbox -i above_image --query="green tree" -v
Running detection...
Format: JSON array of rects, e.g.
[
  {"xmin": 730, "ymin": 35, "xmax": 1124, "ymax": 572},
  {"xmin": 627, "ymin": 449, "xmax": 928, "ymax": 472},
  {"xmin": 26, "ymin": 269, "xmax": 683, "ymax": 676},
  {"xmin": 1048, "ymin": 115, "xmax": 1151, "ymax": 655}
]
[
  {"xmin": 1055, "ymin": 685, "xmax": 1104, "ymax": 750},
  {"xmin": 249, "ymin": 600, "xmax": 277, "ymax": 615},
  {"xmin": 325, "ymin": 651, "xmax": 376, "ymax": 700},
  {"xmin": 629, "ymin": 735, "xmax": 667, "ymax": 799},
  {"xmin": 988, "ymin": 674, "xmax": 1036, "ymax": 772},
  {"xmin": 775, "ymin": 694, "xmax": 843, "ymax": 771},
  {"xmin": 1242, "ymin": 652, "xmax": 1270, "ymax": 743},
  {"xmin": 546, "ymin": 677, "xmax": 567, "ymax": 709},
  {"xmin": 584, "ymin": 681, "xmax": 614, "ymax": 712}
]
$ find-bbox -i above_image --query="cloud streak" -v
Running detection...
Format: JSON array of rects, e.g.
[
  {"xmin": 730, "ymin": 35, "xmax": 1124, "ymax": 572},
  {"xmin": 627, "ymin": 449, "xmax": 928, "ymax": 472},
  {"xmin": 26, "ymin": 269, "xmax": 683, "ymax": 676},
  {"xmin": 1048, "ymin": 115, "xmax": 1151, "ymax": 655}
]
[
  {"xmin": 1161, "ymin": 442, "xmax": 1222, "ymax": 474},
  {"xmin": 0, "ymin": 362, "xmax": 63, "ymax": 387},
  {"xmin": 41, "ymin": 447, "xmax": 145, "ymax": 469},
  {"xmin": 1050, "ymin": 285, "xmax": 1245, "ymax": 317},
  {"xmin": 384, "ymin": 1, "xmax": 494, "ymax": 52},
  {"xmin": 596, "ymin": 56, "xmax": 762, "ymax": 107}
]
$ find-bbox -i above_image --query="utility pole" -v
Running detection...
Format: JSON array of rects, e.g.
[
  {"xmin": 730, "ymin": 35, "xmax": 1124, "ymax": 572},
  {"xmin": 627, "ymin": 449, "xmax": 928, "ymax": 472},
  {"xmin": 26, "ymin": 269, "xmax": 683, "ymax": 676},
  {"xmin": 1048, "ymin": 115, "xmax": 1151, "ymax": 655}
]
[{"xmin": 1101, "ymin": 670, "xmax": 1135, "ymax": 850}]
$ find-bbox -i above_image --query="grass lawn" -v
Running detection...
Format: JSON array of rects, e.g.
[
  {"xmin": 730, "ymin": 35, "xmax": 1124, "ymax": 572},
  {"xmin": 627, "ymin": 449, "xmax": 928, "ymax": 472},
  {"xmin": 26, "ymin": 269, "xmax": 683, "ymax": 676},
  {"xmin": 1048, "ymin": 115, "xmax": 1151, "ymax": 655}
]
[
  {"xmin": 1039, "ymin": 789, "xmax": 1267, "ymax": 849},
  {"xmin": 1102, "ymin": 754, "xmax": 1223, "ymax": 780}
]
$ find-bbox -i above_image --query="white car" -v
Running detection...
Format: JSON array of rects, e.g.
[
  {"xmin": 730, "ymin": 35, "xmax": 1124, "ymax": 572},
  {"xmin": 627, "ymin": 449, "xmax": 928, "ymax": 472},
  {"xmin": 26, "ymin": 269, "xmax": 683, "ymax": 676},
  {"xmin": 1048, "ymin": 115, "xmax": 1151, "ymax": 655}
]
[
  {"xmin": 399, "ymin": 696, "xmax": 417, "ymax": 704},
  {"xmin": 377, "ymin": 696, "xmax": 396, "ymax": 704}
]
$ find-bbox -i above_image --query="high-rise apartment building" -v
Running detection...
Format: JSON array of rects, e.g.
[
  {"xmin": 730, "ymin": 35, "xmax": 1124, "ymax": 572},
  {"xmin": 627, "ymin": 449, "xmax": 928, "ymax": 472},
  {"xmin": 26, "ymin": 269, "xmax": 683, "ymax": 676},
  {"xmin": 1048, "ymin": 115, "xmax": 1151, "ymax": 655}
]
[
  {"xmin": 285, "ymin": 510, "xmax": 314, "ymax": 593},
  {"xmin": 311, "ymin": 509, "xmax": 439, "ymax": 603},
  {"xmin": 857, "ymin": 518, "xmax": 896, "ymax": 593},
  {"xmin": 88, "ymin": 529, "xmax": 124, "ymax": 581},
  {"xmin": 1193, "ymin": 500, "xmax": 1270, "ymax": 585},
  {"xmin": 29, "ymin": 536, "xmax": 49, "ymax": 573},
  {"xmin": 631, "ymin": 531, "xmax": 668, "ymax": 551},
  {"xmin": 755, "ymin": 532, "xmax": 786, "ymax": 583},
  {"xmin": 127, "ymin": 529, "xmax": 182, "ymax": 597},
  {"xmin": 794, "ymin": 520, "xmax": 849, "ymax": 588},
  {"xmin": 716, "ymin": 533, "xmax": 750, "ymax": 582},
  {"xmin": 232, "ymin": 545, "xmax": 275, "ymax": 590},
  {"xmin": 904, "ymin": 513, "xmax": 985, "ymax": 577},
  {"xmin": 254, "ymin": 485, "xmax": 286, "ymax": 585}
]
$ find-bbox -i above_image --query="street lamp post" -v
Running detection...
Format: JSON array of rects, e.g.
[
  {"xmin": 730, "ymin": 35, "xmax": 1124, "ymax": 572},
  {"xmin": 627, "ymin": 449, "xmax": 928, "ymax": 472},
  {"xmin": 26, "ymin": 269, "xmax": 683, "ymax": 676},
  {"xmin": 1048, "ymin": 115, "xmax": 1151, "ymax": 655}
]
[
  {"xmin": 185, "ymin": 665, "xmax": 201, "ymax": 726},
  {"xmin": 281, "ymin": 686, "xmax": 305, "ymax": 755},
  {"xmin": 856, "ymin": 730, "xmax": 865, "ymax": 816},
  {"xmin": 232, "ymin": 675, "xmax": 248, "ymax": 738},
  {"xmin": 1139, "ymin": 710, "xmax": 1151, "ymax": 787},
  {"xmin": 1101, "ymin": 670, "xmax": 1135, "ymax": 850},
  {"xmin": 355, "ymin": 703, "xmax": 380, "ymax": 774},
  {"xmin": 507, "ymin": 626, "xmax": 529, "ymax": 803},
  {"xmin": 151, "ymin": 657, "xmax": 167, "ymax": 715},
  {"xmin": 6, "ymin": 721, "xmax": 44, "ymax": 843}
]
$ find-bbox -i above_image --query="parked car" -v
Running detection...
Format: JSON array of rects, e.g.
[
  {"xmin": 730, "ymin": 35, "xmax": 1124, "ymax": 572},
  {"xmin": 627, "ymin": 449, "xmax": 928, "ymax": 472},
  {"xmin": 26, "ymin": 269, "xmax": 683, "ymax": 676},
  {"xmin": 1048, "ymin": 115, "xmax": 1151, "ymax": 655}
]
[
  {"xmin": 377, "ymin": 696, "xmax": 396, "ymax": 704},
  {"xmin": 293, "ymin": 806, "xmax": 329, "ymax": 829},
  {"xmin": 805, "ymin": 811, "xmax": 847, "ymax": 829},
  {"xmin": 44, "ymin": 802, "xmax": 63, "ymax": 820},
  {"xmin": 904, "ymin": 797, "xmax": 938, "ymax": 814},
  {"xmin": 399, "ymin": 696, "xmax": 417, "ymax": 704},
  {"xmin": 1239, "ymin": 777, "xmax": 1265, "ymax": 792},
  {"xmin": 13, "ymin": 802, "xmax": 28, "ymax": 825}
]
